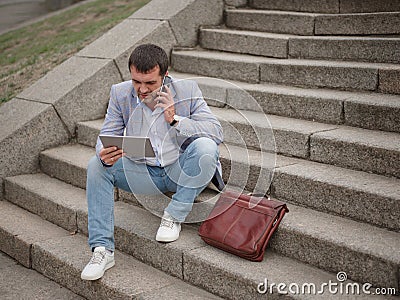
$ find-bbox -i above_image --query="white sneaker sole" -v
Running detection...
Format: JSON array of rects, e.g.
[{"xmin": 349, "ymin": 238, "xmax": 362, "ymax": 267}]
[
  {"xmin": 155, "ymin": 227, "xmax": 181, "ymax": 243},
  {"xmin": 81, "ymin": 260, "xmax": 115, "ymax": 281},
  {"xmin": 155, "ymin": 235, "xmax": 180, "ymax": 242}
]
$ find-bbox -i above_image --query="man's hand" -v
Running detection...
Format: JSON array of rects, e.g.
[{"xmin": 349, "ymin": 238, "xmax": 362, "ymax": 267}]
[
  {"xmin": 154, "ymin": 85, "xmax": 175, "ymax": 124},
  {"xmin": 99, "ymin": 146, "xmax": 123, "ymax": 166}
]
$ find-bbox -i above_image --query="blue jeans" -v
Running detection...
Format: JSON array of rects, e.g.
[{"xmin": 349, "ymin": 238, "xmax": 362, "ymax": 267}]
[{"xmin": 86, "ymin": 137, "xmax": 219, "ymax": 251}]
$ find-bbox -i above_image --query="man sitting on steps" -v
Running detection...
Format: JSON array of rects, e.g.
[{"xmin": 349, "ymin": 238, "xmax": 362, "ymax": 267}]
[{"xmin": 81, "ymin": 43, "xmax": 223, "ymax": 281}]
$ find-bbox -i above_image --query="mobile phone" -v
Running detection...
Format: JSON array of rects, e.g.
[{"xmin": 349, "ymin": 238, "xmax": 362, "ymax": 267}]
[{"xmin": 153, "ymin": 75, "xmax": 166, "ymax": 102}]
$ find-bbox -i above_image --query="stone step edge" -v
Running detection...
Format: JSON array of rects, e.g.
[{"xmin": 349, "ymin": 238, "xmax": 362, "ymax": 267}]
[
  {"xmin": 225, "ymin": 8, "xmax": 400, "ymax": 19},
  {"xmin": 0, "ymin": 200, "xmax": 221, "ymax": 300},
  {"xmin": 75, "ymin": 106, "xmax": 400, "ymax": 180},
  {"xmin": 169, "ymin": 69, "xmax": 400, "ymax": 102},
  {"xmin": 200, "ymin": 27, "xmax": 400, "ymax": 41},
  {"xmin": 247, "ymin": 0, "xmax": 400, "ymax": 14},
  {"xmin": 171, "ymin": 48, "xmax": 400, "ymax": 94},
  {"xmin": 172, "ymin": 48, "xmax": 400, "ymax": 72},
  {"xmin": 76, "ymin": 106, "xmax": 400, "ymax": 157},
  {"xmin": 44, "ymin": 140, "xmax": 400, "ymax": 197},
  {"xmin": 169, "ymin": 70, "xmax": 400, "ymax": 133},
  {"xmin": 212, "ymin": 107, "xmax": 400, "ymax": 159},
  {"xmin": 199, "ymin": 27, "xmax": 400, "ymax": 64},
  {"xmin": 4, "ymin": 172, "xmax": 400, "ymax": 290}
]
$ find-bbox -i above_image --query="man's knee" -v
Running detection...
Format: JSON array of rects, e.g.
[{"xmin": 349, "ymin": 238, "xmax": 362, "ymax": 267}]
[{"xmin": 187, "ymin": 137, "xmax": 219, "ymax": 158}]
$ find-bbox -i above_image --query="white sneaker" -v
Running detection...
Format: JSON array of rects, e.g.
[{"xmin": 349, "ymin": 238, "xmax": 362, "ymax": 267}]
[
  {"xmin": 155, "ymin": 212, "xmax": 181, "ymax": 242},
  {"xmin": 81, "ymin": 246, "xmax": 115, "ymax": 281}
]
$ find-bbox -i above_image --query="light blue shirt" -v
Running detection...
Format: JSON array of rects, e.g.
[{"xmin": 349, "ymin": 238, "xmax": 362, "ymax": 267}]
[{"xmin": 135, "ymin": 99, "xmax": 179, "ymax": 167}]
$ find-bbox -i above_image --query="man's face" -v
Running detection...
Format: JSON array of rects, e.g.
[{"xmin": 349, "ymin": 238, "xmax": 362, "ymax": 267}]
[{"xmin": 130, "ymin": 65, "xmax": 163, "ymax": 102}]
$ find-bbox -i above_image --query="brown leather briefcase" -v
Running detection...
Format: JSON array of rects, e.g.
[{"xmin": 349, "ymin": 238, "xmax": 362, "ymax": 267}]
[{"xmin": 198, "ymin": 190, "xmax": 289, "ymax": 261}]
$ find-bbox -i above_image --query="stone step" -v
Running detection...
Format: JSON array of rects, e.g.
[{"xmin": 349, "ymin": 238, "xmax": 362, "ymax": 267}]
[
  {"xmin": 0, "ymin": 251, "xmax": 83, "ymax": 300},
  {"xmin": 214, "ymin": 107, "xmax": 339, "ymax": 157},
  {"xmin": 309, "ymin": 126, "xmax": 400, "ymax": 178},
  {"xmin": 40, "ymin": 143, "xmax": 92, "ymax": 190},
  {"xmin": 76, "ymin": 108, "xmax": 400, "ymax": 179},
  {"xmin": 219, "ymin": 143, "xmax": 400, "ymax": 232},
  {"xmin": 75, "ymin": 119, "xmax": 400, "ymax": 230},
  {"xmin": 212, "ymin": 107, "xmax": 400, "ymax": 178},
  {"xmin": 4, "ymin": 174, "xmax": 400, "ymax": 292},
  {"xmin": 250, "ymin": 0, "xmax": 400, "ymax": 14},
  {"xmin": 0, "ymin": 201, "xmax": 221, "ymax": 300},
  {"xmin": 38, "ymin": 140, "xmax": 219, "ymax": 220},
  {"xmin": 200, "ymin": 28, "xmax": 289, "ymax": 58},
  {"xmin": 226, "ymin": 8, "xmax": 400, "ymax": 35},
  {"xmin": 315, "ymin": 12, "xmax": 400, "ymax": 35},
  {"xmin": 169, "ymin": 71, "xmax": 400, "ymax": 133},
  {"xmin": 40, "ymin": 135, "xmax": 400, "ymax": 232},
  {"xmin": 200, "ymin": 28, "xmax": 400, "ymax": 63},
  {"xmin": 226, "ymin": 8, "xmax": 315, "ymax": 35},
  {"xmin": 0, "ymin": 196, "xmax": 323, "ymax": 300},
  {"xmin": 289, "ymin": 35, "xmax": 400, "ymax": 64},
  {"xmin": 76, "ymin": 115, "xmax": 336, "ymax": 160},
  {"xmin": 171, "ymin": 49, "xmax": 400, "ymax": 93},
  {"xmin": 76, "ymin": 118, "xmax": 103, "ymax": 149}
]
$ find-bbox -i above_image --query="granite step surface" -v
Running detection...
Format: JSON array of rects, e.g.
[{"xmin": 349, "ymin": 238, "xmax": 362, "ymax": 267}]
[
  {"xmin": 0, "ymin": 200, "xmax": 336, "ymax": 300},
  {"xmin": 4, "ymin": 174, "xmax": 400, "ymax": 293},
  {"xmin": 0, "ymin": 200, "xmax": 222, "ymax": 300},
  {"xmin": 75, "ymin": 111, "xmax": 400, "ymax": 181},
  {"xmin": 219, "ymin": 143, "xmax": 400, "ymax": 232},
  {"xmin": 75, "ymin": 121, "xmax": 400, "ymax": 231},
  {"xmin": 169, "ymin": 71, "xmax": 400, "ymax": 133},
  {"xmin": 0, "ymin": 251, "xmax": 83, "ymax": 300},
  {"xmin": 225, "ymin": 8, "xmax": 400, "ymax": 35},
  {"xmin": 211, "ymin": 106, "xmax": 400, "ymax": 178},
  {"xmin": 249, "ymin": 0, "xmax": 400, "ymax": 14},
  {"xmin": 200, "ymin": 27, "xmax": 400, "ymax": 63},
  {"xmin": 171, "ymin": 49, "xmax": 400, "ymax": 94}
]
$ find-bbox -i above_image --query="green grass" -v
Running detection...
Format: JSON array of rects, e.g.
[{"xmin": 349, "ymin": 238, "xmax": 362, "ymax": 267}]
[{"xmin": 0, "ymin": 0, "xmax": 150, "ymax": 105}]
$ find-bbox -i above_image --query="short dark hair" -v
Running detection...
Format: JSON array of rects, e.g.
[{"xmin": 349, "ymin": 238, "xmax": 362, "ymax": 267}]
[{"xmin": 128, "ymin": 44, "xmax": 168, "ymax": 76}]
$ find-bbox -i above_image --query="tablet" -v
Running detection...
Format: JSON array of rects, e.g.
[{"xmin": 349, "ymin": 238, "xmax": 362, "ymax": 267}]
[{"xmin": 99, "ymin": 135, "xmax": 155, "ymax": 158}]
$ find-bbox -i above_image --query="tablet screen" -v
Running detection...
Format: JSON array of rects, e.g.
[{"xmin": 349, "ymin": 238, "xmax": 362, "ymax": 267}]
[{"xmin": 99, "ymin": 135, "xmax": 155, "ymax": 158}]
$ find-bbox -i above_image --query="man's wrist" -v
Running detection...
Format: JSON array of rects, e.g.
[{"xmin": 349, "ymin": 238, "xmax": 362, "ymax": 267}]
[
  {"xmin": 100, "ymin": 157, "xmax": 112, "ymax": 167},
  {"xmin": 170, "ymin": 115, "xmax": 183, "ymax": 126}
]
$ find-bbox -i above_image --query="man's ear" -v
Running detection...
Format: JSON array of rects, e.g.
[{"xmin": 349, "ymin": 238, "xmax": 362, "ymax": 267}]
[{"xmin": 165, "ymin": 70, "xmax": 169, "ymax": 76}]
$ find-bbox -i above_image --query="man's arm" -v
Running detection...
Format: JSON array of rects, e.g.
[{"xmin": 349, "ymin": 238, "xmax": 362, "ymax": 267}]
[
  {"xmin": 174, "ymin": 81, "xmax": 223, "ymax": 145},
  {"xmin": 95, "ymin": 84, "xmax": 126, "ymax": 165}
]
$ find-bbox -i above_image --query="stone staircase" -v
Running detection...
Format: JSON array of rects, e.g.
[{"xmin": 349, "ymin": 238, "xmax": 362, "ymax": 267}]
[
  {"xmin": 1, "ymin": 0, "xmax": 400, "ymax": 299},
  {"xmin": 0, "ymin": 251, "xmax": 84, "ymax": 300}
]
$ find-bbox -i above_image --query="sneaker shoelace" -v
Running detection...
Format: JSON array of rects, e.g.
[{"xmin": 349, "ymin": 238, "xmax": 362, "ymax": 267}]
[
  {"xmin": 89, "ymin": 251, "xmax": 106, "ymax": 265},
  {"xmin": 160, "ymin": 218, "xmax": 175, "ymax": 229}
]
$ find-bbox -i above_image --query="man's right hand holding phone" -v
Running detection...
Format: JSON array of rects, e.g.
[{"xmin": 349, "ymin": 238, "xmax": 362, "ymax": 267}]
[{"xmin": 99, "ymin": 146, "xmax": 124, "ymax": 166}]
